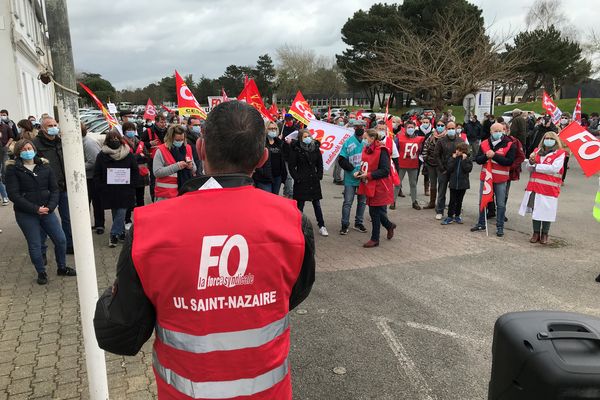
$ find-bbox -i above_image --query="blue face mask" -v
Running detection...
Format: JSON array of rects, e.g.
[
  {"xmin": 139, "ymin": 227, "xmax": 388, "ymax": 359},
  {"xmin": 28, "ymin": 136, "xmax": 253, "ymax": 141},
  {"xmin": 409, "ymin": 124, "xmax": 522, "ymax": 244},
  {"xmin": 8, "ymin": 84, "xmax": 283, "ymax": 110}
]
[
  {"xmin": 302, "ymin": 137, "xmax": 312, "ymax": 145},
  {"xmin": 20, "ymin": 150, "xmax": 36, "ymax": 160},
  {"xmin": 125, "ymin": 131, "xmax": 136, "ymax": 138},
  {"xmin": 421, "ymin": 124, "xmax": 430, "ymax": 130},
  {"xmin": 491, "ymin": 132, "xmax": 503, "ymax": 141},
  {"xmin": 543, "ymin": 139, "xmax": 556, "ymax": 148},
  {"xmin": 173, "ymin": 140, "xmax": 184, "ymax": 148},
  {"xmin": 47, "ymin": 127, "xmax": 60, "ymax": 136},
  {"xmin": 191, "ymin": 125, "xmax": 201, "ymax": 134},
  {"xmin": 267, "ymin": 131, "xmax": 277, "ymax": 139},
  {"xmin": 362, "ymin": 139, "xmax": 369, "ymax": 146},
  {"xmin": 436, "ymin": 126, "xmax": 445, "ymax": 133},
  {"xmin": 447, "ymin": 129, "xmax": 456, "ymax": 137},
  {"xmin": 406, "ymin": 128, "xmax": 415, "ymax": 136}
]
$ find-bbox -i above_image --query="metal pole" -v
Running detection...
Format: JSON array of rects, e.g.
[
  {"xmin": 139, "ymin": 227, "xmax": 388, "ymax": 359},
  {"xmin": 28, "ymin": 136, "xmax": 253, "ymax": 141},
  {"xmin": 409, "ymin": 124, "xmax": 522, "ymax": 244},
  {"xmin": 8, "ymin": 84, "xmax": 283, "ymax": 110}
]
[{"xmin": 45, "ymin": 1, "xmax": 109, "ymax": 399}]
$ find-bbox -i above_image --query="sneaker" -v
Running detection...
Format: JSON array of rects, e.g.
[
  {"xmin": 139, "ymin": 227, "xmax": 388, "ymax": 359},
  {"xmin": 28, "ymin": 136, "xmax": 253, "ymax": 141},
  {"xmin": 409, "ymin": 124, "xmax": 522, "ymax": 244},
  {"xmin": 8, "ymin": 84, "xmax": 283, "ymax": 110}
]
[
  {"xmin": 353, "ymin": 224, "xmax": 367, "ymax": 233},
  {"xmin": 340, "ymin": 226, "xmax": 349, "ymax": 235},
  {"xmin": 319, "ymin": 226, "xmax": 329, "ymax": 237},
  {"xmin": 412, "ymin": 201, "xmax": 421, "ymax": 210},
  {"xmin": 57, "ymin": 267, "xmax": 76, "ymax": 276},
  {"xmin": 118, "ymin": 233, "xmax": 126, "ymax": 242},
  {"xmin": 441, "ymin": 217, "xmax": 453, "ymax": 225},
  {"xmin": 2, "ymin": 198, "xmax": 8, "ymax": 206},
  {"xmin": 454, "ymin": 217, "xmax": 463, "ymax": 224},
  {"xmin": 95, "ymin": 226, "xmax": 105, "ymax": 235},
  {"xmin": 66, "ymin": 246, "xmax": 74, "ymax": 255},
  {"xmin": 470, "ymin": 225, "xmax": 485, "ymax": 232},
  {"xmin": 42, "ymin": 253, "xmax": 48, "ymax": 266},
  {"xmin": 109, "ymin": 235, "xmax": 118, "ymax": 248},
  {"xmin": 37, "ymin": 272, "xmax": 48, "ymax": 285},
  {"xmin": 435, "ymin": 213, "xmax": 443, "ymax": 220},
  {"xmin": 496, "ymin": 229, "xmax": 504, "ymax": 237}
]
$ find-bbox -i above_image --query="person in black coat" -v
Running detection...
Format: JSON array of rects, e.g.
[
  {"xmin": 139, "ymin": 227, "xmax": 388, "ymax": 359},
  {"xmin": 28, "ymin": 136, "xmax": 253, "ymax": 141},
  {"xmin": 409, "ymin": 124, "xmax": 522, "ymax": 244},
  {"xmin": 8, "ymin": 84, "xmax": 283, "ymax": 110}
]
[
  {"xmin": 5, "ymin": 139, "xmax": 76, "ymax": 285},
  {"xmin": 288, "ymin": 129, "xmax": 328, "ymax": 236},
  {"xmin": 443, "ymin": 142, "xmax": 473, "ymax": 225},
  {"xmin": 94, "ymin": 130, "xmax": 139, "ymax": 248}
]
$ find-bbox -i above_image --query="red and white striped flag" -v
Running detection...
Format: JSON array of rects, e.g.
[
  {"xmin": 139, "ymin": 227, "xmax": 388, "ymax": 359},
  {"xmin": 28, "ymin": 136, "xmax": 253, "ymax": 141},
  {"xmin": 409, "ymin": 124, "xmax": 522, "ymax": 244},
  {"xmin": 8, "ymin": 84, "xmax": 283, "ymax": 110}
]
[{"xmin": 573, "ymin": 89, "xmax": 582, "ymax": 124}]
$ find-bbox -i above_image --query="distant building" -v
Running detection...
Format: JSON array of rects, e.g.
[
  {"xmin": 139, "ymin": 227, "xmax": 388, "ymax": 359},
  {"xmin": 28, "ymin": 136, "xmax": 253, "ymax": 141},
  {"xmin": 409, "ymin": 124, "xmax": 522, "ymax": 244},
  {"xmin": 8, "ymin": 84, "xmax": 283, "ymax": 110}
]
[
  {"xmin": 562, "ymin": 79, "xmax": 600, "ymax": 99},
  {"xmin": 0, "ymin": 0, "xmax": 54, "ymax": 120}
]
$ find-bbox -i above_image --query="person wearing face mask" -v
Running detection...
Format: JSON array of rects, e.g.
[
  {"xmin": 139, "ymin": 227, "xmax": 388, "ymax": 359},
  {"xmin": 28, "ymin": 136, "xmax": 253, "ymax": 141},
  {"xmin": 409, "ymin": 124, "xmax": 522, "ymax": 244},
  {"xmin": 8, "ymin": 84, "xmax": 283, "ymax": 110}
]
[
  {"xmin": 433, "ymin": 122, "xmax": 465, "ymax": 220},
  {"xmin": 94, "ymin": 130, "xmax": 139, "ymax": 248},
  {"xmin": 263, "ymin": 121, "xmax": 287, "ymax": 195},
  {"xmin": 356, "ymin": 129, "xmax": 396, "ymax": 248},
  {"xmin": 122, "ymin": 122, "xmax": 150, "ymax": 227},
  {"xmin": 509, "ymin": 108, "xmax": 527, "ymax": 150},
  {"xmin": 186, "ymin": 116, "xmax": 203, "ymax": 174},
  {"xmin": 0, "ymin": 120, "xmax": 14, "ymax": 206},
  {"xmin": 281, "ymin": 114, "xmax": 300, "ymax": 198},
  {"xmin": 81, "ymin": 121, "xmax": 103, "ymax": 234},
  {"xmin": 0, "ymin": 109, "xmax": 19, "ymax": 141},
  {"xmin": 416, "ymin": 117, "xmax": 432, "ymax": 196},
  {"xmin": 465, "ymin": 114, "xmax": 482, "ymax": 156},
  {"xmin": 153, "ymin": 125, "xmax": 197, "ymax": 203},
  {"xmin": 519, "ymin": 132, "xmax": 566, "ymax": 245},
  {"xmin": 337, "ymin": 119, "xmax": 368, "ymax": 234},
  {"xmin": 470, "ymin": 123, "xmax": 516, "ymax": 237},
  {"xmin": 16, "ymin": 119, "xmax": 36, "ymax": 142},
  {"xmin": 288, "ymin": 129, "xmax": 328, "ymax": 237},
  {"xmin": 375, "ymin": 120, "xmax": 401, "ymax": 208},
  {"xmin": 396, "ymin": 122, "xmax": 425, "ymax": 210},
  {"xmin": 5, "ymin": 139, "xmax": 76, "ymax": 285},
  {"xmin": 33, "ymin": 116, "xmax": 74, "ymax": 254},
  {"xmin": 527, "ymin": 114, "xmax": 558, "ymax": 157},
  {"xmin": 141, "ymin": 114, "xmax": 169, "ymax": 202},
  {"xmin": 422, "ymin": 121, "xmax": 448, "ymax": 211}
]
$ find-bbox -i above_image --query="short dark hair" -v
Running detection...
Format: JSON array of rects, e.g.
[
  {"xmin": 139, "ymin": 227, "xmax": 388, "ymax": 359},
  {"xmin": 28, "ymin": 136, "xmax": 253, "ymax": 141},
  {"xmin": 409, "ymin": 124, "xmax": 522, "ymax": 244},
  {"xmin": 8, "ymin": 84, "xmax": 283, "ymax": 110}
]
[
  {"xmin": 188, "ymin": 115, "xmax": 201, "ymax": 125},
  {"xmin": 17, "ymin": 119, "xmax": 33, "ymax": 132},
  {"xmin": 104, "ymin": 130, "xmax": 125, "ymax": 146},
  {"xmin": 0, "ymin": 109, "xmax": 8, "ymax": 115},
  {"xmin": 14, "ymin": 139, "xmax": 36, "ymax": 157},
  {"xmin": 456, "ymin": 142, "xmax": 469, "ymax": 153},
  {"xmin": 155, "ymin": 114, "xmax": 167, "ymax": 123},
  {"xmin": 122, "ymin": 122, "xmax": 136, "ymax": 132},
  {"xmin": 204, "ymin": 101, "xmax": 266, "ymax": 173}
]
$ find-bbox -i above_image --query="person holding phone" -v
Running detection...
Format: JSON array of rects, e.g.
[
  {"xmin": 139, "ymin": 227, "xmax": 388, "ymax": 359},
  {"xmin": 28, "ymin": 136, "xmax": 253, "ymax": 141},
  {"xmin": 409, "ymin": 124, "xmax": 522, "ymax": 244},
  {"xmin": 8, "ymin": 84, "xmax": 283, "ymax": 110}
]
[{"xmin": 5, "ymin": 139, "xmax": 76, "ymax": 285}]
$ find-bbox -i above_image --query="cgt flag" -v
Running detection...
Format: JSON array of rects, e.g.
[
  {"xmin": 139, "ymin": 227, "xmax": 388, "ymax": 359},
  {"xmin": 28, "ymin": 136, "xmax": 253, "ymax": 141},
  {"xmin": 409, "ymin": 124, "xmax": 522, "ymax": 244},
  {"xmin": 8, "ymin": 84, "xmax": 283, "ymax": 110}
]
[
  {"xmin": 542, "ymin": 91, "xmax": 562, "ymax": 124},
  {"xmin": 480, "ymin": 160, "xmax": 494, "ymax": 212},
  {"xmin": 573, "ymin": 89, "xmax": 582, "ymax": 124},
  {"xmin": 289, "ymin": 91, "xmax": 315, "ymax": 126},
  {"xmin": 143, "ymin": 98, "xmax": 156, "ymax": 121},
  {"xmin": 306, "ymin": 119, "xmax": 352, "ymax": 171},
  {"xmin": 175, "ymin": 70, "xmax": 207, "ymax": 120},
  {"xmin": 238, "ymin": 79, "xmax": 273, "ymax": 121},
  {"xmin": 558, "ymin": 121, "xmax": 600, "ymax": 177},
  {"xmin": 78, "ymin": 82, "xmax": 119, "ymax": 128}
]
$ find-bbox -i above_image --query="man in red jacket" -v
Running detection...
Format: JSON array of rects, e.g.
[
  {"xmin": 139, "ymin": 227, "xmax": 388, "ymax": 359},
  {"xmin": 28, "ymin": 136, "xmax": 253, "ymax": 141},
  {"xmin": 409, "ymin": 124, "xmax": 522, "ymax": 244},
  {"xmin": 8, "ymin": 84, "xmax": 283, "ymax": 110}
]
[{"xmin": 94, "ymin": 101, "xmax": 316, "ymax": 400}]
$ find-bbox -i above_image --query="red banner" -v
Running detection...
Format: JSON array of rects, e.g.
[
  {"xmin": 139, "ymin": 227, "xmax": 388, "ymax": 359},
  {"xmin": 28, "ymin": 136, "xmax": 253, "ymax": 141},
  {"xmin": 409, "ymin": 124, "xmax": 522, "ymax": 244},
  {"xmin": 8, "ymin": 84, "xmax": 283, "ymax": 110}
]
[
  {"xmin": 175, "ymin": 70, "xmax": 207, "ymax": 120},
  {"xmin": 573, "ymin": 89, "xmax": 582, "ymax": 124},
  {"xmin": 559, "ymin": 121, "xmax": 600, "ymax": 177},
  {"xmin": 289, "ymin": 91, "xmax": 315, "ymax": 126},
  {"xmin": 542, "ymin": 91, "xmax": 562, "ymax": 124},
  {"xmin": 268, "ymin": 104, "xmax": 279, "ymax": 119},
  {"xmin": 480, "ymin": 160, "xmax": 494, "ymax": 212},
  {"xmin": 143, "ymin": 98, "xmax": 156, "ymax": 120},
  {"xmin": 238, "ymin": 79, "xmax": 273, "ymax": 121},
  {"xmin": 78, "ymin": 82, "xmax": 119, "ymax": 128}
]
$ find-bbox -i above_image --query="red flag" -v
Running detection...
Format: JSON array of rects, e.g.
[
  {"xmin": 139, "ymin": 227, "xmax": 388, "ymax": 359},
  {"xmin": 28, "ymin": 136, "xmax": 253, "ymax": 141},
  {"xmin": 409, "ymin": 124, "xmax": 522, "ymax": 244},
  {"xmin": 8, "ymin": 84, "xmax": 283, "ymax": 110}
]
[
  {"xmin": 78, "ymin": 82, "xmax": 119, "ymax": 128},
  {"xmin": 480, "ymin": 161, "xmax": 494, "ymax": 212},
  {"xmin": 289, "ymin": 91, "xmax": 315, "ymax": 126},
  {"xmin": 559, "ymin": 121, "xmax": 600, "ymax": 177},
  {"xmin": 573, "ymin": 89, "xmax": 582, "ymax": 124},
  {"xmin": 384, "ymin": 98, "xmax": 394, "ymax": 136},
  {"xmin": 238, "ymin": 79, "xmax": 273, "ymax": 121},
  {"xmin": 221, "ymin": 87, "xmax": 229, "ymax": 102},
  {"xmin": 282, "ymin": 107, "xmax": 287, "ymax": 116},
  {"xmin": 356, "ymin": 110, "xmax": 363, "ymax": 120},
  {"xmin": 160, "ymin": 104, "xmax": 174, "ymax": 113},
  {"xmin": 268, "ymin": 103, "xmax": 279, "ymax": 119},
  {"xmin": 143, "ymin": 98, "xmax": 156, "ymax": 121},
  {"xmin": 542, "ymin": 91, "xmax": 562, "ymax": 124},
  {"xmin": 175, "ymin": 70, "xmax": 207, "ymax": 120}
]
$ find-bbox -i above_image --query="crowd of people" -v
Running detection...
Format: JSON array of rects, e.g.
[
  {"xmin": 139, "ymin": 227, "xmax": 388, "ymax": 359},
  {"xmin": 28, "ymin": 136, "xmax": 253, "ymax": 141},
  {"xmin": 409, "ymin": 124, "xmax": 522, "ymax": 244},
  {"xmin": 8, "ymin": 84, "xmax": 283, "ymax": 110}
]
[{"xmin": 0, "ymin": 103, "xmax": 597, "ymax": 284}]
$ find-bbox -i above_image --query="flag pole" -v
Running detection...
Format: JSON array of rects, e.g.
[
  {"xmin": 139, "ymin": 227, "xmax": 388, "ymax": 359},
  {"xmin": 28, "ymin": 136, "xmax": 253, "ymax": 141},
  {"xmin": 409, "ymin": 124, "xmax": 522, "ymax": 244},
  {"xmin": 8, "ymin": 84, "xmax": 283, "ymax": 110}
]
[{"xmin": 484, "ymin": 206, "xmax": 489, "ymax": 237}]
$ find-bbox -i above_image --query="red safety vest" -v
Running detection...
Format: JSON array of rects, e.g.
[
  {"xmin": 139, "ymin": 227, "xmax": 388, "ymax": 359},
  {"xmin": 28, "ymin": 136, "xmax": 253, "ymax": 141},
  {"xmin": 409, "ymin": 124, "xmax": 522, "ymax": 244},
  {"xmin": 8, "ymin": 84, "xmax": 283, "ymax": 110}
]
[
  {"xmin": 148, "ymin": 128, "xmax": 163, "ymax": 158},
  {"xmin": 459, "ymin": 132, "xmax": 469, "ymax": 145},
  {"xmin": 384, "ymin": 136, "xmax": 400, "ymax": 186},
  {"xmin": 526, "ymin": 149, "xmax": 565, "ymax": 197},
  {"xmin": 132, "ymin": 186, "xmax": 304, "ymax": 400},
  {"xmin": 154, "ymin": 143, "xmax": 193, "ymax": 199},
  {"xmin": 397, "ymin": 134, "xmax": 425, "ymax": 169},
  {"xmin": 358, "ymin": 143, "xmax": 395, "ymax": 206},
  {"xmin": 479, "ymin": 140, "xmax": 514, "ymax": 183},
  {"xmin": 135, "ymin": 141, "xmax": 149, "ymax": 177}
]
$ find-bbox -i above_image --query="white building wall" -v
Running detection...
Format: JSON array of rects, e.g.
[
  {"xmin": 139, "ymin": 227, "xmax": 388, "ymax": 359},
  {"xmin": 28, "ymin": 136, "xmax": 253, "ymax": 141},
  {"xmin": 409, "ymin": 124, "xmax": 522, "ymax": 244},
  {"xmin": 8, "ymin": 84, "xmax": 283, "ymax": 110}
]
[{"xmin": 0, "ymin": 0, "xmax": 54, "ymax": 121}]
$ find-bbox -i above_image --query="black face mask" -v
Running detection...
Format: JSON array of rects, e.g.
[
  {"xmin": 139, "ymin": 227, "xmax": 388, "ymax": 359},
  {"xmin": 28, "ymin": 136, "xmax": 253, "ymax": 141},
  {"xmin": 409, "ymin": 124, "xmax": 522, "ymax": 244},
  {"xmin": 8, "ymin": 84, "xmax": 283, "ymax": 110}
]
[
  {"xmin": 107, "ymin": 141, "xmax": 121, "ymax": 150},
  {"xmin": 354, "ymin": 128, "xmax": 364, "ymax": 137}
]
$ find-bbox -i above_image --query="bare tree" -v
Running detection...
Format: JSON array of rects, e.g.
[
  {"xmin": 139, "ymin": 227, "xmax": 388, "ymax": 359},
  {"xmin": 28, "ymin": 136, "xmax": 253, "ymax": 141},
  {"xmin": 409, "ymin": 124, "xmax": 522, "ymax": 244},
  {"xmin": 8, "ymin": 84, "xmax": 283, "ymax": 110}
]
[
  {"xmin": 526, "ymin": 0, "xmax": 577, "ymax": 40},
  {"xmin": 359, "ymin": 13, "xmax": 525, "ymax": 112}
]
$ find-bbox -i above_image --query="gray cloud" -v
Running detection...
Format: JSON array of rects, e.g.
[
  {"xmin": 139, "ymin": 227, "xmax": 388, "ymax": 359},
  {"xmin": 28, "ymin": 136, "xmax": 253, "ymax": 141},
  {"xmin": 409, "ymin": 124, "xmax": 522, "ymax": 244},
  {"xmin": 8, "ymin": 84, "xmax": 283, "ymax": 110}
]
[{"xmin": 66, "ymin": 0, "xmax": 596, "ymax": 90}]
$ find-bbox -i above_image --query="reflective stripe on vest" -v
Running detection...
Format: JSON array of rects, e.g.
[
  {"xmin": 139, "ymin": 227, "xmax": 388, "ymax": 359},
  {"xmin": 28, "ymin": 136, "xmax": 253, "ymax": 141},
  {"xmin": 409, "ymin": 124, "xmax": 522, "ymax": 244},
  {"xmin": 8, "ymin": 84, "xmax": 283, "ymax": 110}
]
[
  {"xmin": 529, "ymin": 178, "xmax": 561, "ymax": 188},
  {"xmin": 526, "ymin": 150, "xmax": 565, "ymax": 197},
  {"xmin": 153, "ymin": 352, "xmax": 289, "ymax": 399},
  {"xmin": 156, "ymin": 314, "xmax": 289, "ymax": 354},
  {"xmin": 479, "ymin": 140, "xmax": 513, "ymax": 183},
  {"xmin": 154, "ymin": 144, "xmax": 192, "ymax": 198}
]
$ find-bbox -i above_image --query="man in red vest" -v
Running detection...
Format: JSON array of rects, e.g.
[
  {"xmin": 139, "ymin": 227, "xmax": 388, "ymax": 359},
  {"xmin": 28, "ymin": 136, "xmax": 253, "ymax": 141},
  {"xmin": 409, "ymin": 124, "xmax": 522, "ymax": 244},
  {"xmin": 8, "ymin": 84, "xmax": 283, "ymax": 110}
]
[
  {"xmin": 94, "ymin": 101, "xmax": 316, "ymax": 400},
  {"xmin": 141, "ymin": 114, "xmax": 168, "ymax": 201}
]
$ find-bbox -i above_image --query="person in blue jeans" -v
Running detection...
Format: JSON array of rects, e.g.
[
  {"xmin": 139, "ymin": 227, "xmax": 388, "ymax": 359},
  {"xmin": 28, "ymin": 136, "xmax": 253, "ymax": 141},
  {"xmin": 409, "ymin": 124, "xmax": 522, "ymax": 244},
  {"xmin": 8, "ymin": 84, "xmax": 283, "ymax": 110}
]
[
  {"xmin": 337, "ymin": 119, "xmax": 367, "ymax": 235},
  {"xmin": 5, "ymin": 139, "xmax": 76, "ymax": 285}
]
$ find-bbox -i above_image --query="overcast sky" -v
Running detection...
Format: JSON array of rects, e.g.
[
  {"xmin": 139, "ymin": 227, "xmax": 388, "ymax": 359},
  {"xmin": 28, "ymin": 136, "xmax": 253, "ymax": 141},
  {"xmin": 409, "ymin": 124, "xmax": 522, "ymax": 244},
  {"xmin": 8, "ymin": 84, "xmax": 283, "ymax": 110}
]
[{"xmin": 66, "ymin": 0, "xmax": 596, "ymax": 90}]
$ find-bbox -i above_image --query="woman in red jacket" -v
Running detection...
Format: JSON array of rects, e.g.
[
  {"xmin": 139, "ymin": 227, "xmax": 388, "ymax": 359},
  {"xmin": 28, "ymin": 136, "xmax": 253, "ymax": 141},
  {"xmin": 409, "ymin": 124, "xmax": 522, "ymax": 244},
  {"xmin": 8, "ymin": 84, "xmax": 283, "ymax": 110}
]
[{"xmin": 357, "ymin": 129, "xmax": 396, "ymax": 248}]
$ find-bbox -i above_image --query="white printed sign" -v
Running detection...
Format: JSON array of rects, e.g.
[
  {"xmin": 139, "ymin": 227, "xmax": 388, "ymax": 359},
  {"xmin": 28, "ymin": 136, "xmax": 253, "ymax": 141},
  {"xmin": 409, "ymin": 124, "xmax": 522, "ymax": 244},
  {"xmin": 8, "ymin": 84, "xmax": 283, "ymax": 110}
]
[
  {"xmin": 107, "ymin": 102, "xmax": 118, "ymax": 114},
  {"xmin": 306, "ymin": 119, "xmax": 353, "ymax": 171},
  {"xmin": 107, "ymin": 168, "xmax": 131, "ymax": 185}
]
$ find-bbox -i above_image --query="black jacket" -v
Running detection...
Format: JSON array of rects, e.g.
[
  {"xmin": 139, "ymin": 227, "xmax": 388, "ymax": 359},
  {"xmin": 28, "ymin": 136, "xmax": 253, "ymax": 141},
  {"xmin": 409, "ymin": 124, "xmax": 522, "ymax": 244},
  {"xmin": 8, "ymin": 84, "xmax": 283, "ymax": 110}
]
[
  {"xmin": 434, "ymin": 136, "xmax": 465, "ymax": 174},
  {"xmin": 5, "ymin": 158, "xmax": 59, "ymax": 214},
  {"xmin": 474, "ymin": 136, "xmax": 517, "ymax": 167},
  {"xmin": 185, "ymin": 129, "xmax": 202, "ymax": 173},
  {"xmin": 288, "ymin": 140, "xmax": 323, "ymax": 201},
  {"xmin": 33, "ymin": 132, "xmax": 67, "ymax": 191},
  {"xmin": 141, "ymin": 125, "xmax": 168, "ymax": 154},
  {"xmin": 527, "ymin": 123, "xmax": 558, "ymax": 157},
  {"xmin": 252, "ymin": 156, "xmax": 272, "ymax": 184},
  {"xmin": 446, "ymin": 155, "xmax": 473, "ymax": 190},
  {"xmin": 93, "ymin": 149, "xmax": 139, "ymax": 210},
  {"xmin": 465, "ymin": 120, "xmax": 482, "ymax": 141},
  {"xmin": 94, "ymin": 175, "xmax": 316, "ymax": 356}
]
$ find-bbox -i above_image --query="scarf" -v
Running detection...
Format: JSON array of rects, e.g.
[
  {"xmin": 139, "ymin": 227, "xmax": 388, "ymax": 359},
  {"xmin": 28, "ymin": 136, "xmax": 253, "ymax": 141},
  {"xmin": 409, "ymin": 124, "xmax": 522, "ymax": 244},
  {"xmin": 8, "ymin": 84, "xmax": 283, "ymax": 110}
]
[
  {"xmin": 300, "ymin": 139, "xmax": 319, "ymax": 153},
  {"xmin": 101, "ymin": 144, "xmax": 130, "ymax": 161},
  {"xmin": 433, "ymin": 131, "xmax": 446, "ymax": 140},
  {"xmin": 171, "ymin": 145, "xmax": 193, "ymax": 188}
]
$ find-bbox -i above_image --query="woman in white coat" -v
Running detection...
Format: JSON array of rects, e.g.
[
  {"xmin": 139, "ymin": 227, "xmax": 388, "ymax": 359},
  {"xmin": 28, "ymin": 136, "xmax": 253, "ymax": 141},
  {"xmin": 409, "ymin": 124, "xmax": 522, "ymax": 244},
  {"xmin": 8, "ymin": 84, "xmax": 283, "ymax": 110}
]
[{"xmin": 519, "ymin": 131, "xmax": 566, "ymax": 245}]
